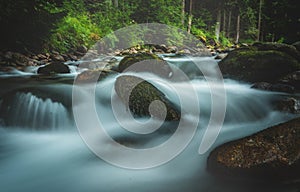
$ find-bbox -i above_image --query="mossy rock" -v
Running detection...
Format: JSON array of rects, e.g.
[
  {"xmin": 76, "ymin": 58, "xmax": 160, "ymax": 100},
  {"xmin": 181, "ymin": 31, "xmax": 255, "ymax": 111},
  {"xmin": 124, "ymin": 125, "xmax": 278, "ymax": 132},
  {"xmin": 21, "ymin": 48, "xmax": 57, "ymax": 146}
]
[
  {"xmin": 219, "ymin": 48, "xmax": 300, "ymax": 82},
  {"xmin": 114, "ymin": 75, "xmax": 180, "ymax": 121},
  {"xmin": 118, "ymin": 53, "xmax": 173, "ymax": 78},
  {"xmin": 252, "ymin": 42, "xmax": 300, "ymax": 62},
  {"xmin": 37, "ymin": 62, "xmax": 70, "ymax": 75},
  {"xmin": 207, "ymin": 117, "xmax": 300, "ymax": 182}
]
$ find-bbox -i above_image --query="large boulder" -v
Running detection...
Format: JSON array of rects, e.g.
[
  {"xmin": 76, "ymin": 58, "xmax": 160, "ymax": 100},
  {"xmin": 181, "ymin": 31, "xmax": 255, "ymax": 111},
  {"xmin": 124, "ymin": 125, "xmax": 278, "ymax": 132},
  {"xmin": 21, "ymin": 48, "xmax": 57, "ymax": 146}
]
[
  {"xmin": 219, "ymin": 46, "xmax": 300, "ymax": 82},
  {"xmin": 207, "ymin": 117, "xmax": 300, "ymax": 181},
  {"xmin": 253, "ymin": 42, "xmax": 300, "ymax": 62},
  {"xmin": 118, "ymin": 53, "xmax": 173, "ymax": 78},
  {"xmin": 114, "ymin": 75, "xmax": 180, "ymax": 121},
  {"xmin": 37, "ymin": 62, "xmax": 70, "ymax": 75}
]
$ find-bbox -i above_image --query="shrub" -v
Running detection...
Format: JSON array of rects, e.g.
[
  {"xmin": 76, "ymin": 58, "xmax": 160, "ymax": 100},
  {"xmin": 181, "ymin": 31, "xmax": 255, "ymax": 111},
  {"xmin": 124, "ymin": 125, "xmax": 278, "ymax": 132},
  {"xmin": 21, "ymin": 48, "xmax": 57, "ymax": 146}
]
[{"xmin": 48, "ymin": 14, "xmax": 100, "ymax": 53}]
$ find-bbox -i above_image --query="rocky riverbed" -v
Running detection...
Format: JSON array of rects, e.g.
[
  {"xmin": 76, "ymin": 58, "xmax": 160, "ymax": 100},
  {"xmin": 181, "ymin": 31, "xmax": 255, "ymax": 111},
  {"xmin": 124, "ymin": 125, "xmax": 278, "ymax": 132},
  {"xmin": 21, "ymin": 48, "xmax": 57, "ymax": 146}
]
[{"xmin": 1, "ymin": 41, "xmax": 300, "ymax": 187}]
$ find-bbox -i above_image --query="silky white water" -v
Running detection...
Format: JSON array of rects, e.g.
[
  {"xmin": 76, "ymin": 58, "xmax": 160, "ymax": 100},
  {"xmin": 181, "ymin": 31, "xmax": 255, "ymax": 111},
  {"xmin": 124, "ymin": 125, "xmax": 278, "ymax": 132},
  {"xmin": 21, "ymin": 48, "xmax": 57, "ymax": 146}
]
[{"xmin": 0, "ymin": 56, "xmax": 298, "ymax": 192}]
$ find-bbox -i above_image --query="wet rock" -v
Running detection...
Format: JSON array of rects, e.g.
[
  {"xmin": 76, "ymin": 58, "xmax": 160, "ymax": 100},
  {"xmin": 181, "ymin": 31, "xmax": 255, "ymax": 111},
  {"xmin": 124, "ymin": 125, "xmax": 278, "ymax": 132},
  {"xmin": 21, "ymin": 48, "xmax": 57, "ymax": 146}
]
[
  {"xmin": 74, "ymin": 51, "xmax": 85, "ymax": 57},
  {"xmin": 292, "ymin": 41, "xmax": 300, "ymax": 52},
  {"xmin": 76, "ymin": 69, "xmax": 115, "ymax": 83},
  {"xmin": 253, "ymin": 42, "xmax": 300, "ymax": 62},
  {"xmin": 280, "ymin": 71, "xmax": 300, "ymax": 91},
  {"xmin": 207, "ymin": 117, "xmax": 300, "ymax": 182},
  {"xmin": 68, "ymin": 54, "xmax": 78, "ymax": 61},
  {"xmin": 31, "ymin": 55, "xmax": 39, "ymax": 60},
  {"xmin": 157, "ymin": 44, "xmax": 168, "ymax": 53},
  {"xmin": 178, "ymin": 49, "xmax": 191, "ymax": 54},
  {"xmin": 114, "ymin": 75, "xmax": 180, "ymax": 121},
  {"xmin": 251, "ymin": 82, "xmax": 295, "ymax": 93},
  {"xmin": 219, "ymin": 47, "xmax": 300, "ymax": 82},
  {"xmin": 166, "ymin": 46, "xmax": 178, "ymax": 53},
  {"xmin": 3, "ymin": 52, "xmax": 31, "ymax": 66},
  {"xmin": 77, "ymin": 45, "xmax": 88, "ymax": 54},
  {"xmin": 215, "ymin": 53, "xmax": 228, "ymax": 60},
  {"xmin": 61, "ymin": 54, "xmax": 69, "ymax": 61},
  {"xmin": 118, "ymin": 53, "xmax": 173, "ymax": 78},
  {"xmin": 37, "ymin": 62, "xmax": 70, "ymax": 75},
  {"xmin": 37, "ymin": 54, "xmax": 48, "ymax": 60},
  {"xmin": 276, "ymin": 97, "xmax": 300, "ymax": 114},
  {"xmin": 269, "ymin": 83, "xmax": 295, "ymax": 93},
  {"xmin": 251, "ymin": 82, "xmax": 272, "ymax": 90},
  {"xmin": 50, "ymin": 54, "xmax": 65, "ymax": 62}
]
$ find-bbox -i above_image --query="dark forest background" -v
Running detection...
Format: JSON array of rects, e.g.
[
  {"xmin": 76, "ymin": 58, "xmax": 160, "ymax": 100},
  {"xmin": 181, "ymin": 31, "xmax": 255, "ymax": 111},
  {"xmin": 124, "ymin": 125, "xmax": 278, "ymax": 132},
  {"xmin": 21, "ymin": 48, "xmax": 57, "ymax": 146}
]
[{"xmin": 0, "ymin": 0, "xmax": 299, "ymax": 53}]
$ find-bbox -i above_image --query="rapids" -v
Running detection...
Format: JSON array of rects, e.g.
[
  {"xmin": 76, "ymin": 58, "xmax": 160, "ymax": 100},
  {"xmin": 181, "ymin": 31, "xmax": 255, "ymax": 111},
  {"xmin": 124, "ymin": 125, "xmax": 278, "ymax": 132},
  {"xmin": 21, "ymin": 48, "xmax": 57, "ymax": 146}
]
[{"xmin": 0, "ymin": 56, "xmax": 298, "ymax": 192}]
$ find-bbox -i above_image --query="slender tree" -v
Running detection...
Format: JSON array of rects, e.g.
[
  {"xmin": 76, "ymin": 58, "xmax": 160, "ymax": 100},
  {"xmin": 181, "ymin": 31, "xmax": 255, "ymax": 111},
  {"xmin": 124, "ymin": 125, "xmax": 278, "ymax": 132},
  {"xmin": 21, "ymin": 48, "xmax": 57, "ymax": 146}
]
[
  {"xmin": 215, "ymin": 4, "xmax": 222, "ymax": 42},
  {"xmin": 187, "ymin": 0, "xmax": 193, "ymax": 34},
  {"xmin": 223, "ymin": 9, "xmax": 226, "ymax": 37},
  {"xmin": 227, "ymin": 9, "xmax": 232, "ymax": 38},
  {"xmin": 257, "ymin": 0, "xmax": 263, "ymax": 41},
  {"xmin": 181, "ymin": 0, "xmax": 185, "ymax": 27},
  {"xmin": 235, "ymin": 14, "xmax": 240, "ymax": 43},
  {"xmin": 113, "ymin": 0, "xmax": 119, "ymax": 8}
]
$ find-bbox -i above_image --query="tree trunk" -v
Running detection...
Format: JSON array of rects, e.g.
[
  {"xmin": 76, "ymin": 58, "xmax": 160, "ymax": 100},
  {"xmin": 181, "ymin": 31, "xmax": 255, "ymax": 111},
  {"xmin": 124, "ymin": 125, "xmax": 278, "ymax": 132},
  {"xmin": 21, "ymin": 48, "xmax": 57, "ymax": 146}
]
[
  {"xmin": 257, "ymin": 0, "xmax": 263, "ymax": 41},
  {"xmin": 222, "ymin": 10, "xmax": 226, "ymax": 37},
  {"xmin": 227, "ymin": 10, "xmax": 232, "ymax": 38},
  {"xmin": 181, "ymin": 0, "xmax": 185, "ymax": 27},
  {"xmin": 235, "ymin": 14, "xmax": 240, "ymax": 44},
  {"xmin": 113, "ymin": 0, "xmax": 118, "ymax": 8},
  {"xmin": 215, "ymin": 9, "xmax": 221, "ymax": 42},
  {"xmin": 187, "ymin": 0, "xmax": 193, "ymax": 34}
]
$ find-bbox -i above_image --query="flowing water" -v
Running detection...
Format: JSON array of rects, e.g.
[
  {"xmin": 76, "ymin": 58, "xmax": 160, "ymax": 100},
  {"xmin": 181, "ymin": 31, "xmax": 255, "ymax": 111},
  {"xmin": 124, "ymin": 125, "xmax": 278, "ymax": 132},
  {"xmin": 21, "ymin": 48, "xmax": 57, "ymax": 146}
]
[{"xmin": 0, "ymin": 56, "xmax": 298, "ymax": 192}]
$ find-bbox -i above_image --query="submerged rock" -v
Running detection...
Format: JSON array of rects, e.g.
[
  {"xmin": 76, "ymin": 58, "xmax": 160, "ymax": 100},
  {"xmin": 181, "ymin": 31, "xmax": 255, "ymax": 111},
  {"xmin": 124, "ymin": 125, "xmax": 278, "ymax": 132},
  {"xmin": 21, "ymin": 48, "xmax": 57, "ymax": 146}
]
[
  {"xmin": 251, "ymin": 82, "xmax": 272, "ymax": 90},
  {"xmin": 251, "ymin": 82, "xmax": 295, "ymax": 93},
  {"xmin": 76, "ymin": 69, "xmax": 115, "ymax": 83},
  {"xmin": 207, "ymin": 117, "xmax": 300, "ymax": 182},
  {"xmin": 114, "ymin": 75, "xmax": 180, "ymax": 121},
  {"xmin": 118, "ymin": 53, "xmax": 173, "ymax": 78},
  {"xmin": 219, "ymin": 46, "xmax": 300, "ymax": 82},
  {"xmin": 37, "ymin": 62, "xmax": 70, "ymax": 75}
]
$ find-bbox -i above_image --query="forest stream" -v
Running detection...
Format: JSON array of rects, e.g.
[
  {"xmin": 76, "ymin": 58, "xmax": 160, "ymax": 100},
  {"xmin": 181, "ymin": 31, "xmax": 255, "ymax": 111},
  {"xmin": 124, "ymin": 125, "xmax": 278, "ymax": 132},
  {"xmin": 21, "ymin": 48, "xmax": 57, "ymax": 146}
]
[{"xmin": 0, "ymin": 55, "xmax": 299, "ymax": 192}]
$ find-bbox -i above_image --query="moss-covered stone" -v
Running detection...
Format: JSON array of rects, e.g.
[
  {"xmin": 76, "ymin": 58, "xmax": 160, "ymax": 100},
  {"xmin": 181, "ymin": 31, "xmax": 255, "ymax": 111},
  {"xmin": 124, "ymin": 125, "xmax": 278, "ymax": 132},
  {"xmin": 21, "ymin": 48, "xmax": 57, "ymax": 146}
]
[
  {"xmin": 114, "ymin": 75, "xmax": 180, "ymax": 121},
  {"xmin": 118, "ymin": 53, "xmax": 172, "ymax": 78},
  {"xmin": 219, "ymin": 48, "xmax": 300, "ymax": 82},
  {"xmin": 253, "ymin": 42, "xmax": 300, "ymax": 62},
  {"xmin": 207, "ymin": 117, "xmax": 300, "ymax": 181}
]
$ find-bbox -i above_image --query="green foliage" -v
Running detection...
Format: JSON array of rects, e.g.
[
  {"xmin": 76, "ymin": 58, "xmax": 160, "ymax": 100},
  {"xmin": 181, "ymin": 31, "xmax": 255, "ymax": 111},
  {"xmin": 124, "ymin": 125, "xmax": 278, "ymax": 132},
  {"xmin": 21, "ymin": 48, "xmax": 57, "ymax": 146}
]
[
  {"xmin": 46, "ymin": 0, "xmax": 136, "ymax": 52},
  {"xmin": 191, "ymin": 27, "xmax": 232, "ymax": 48},
  {"xmin": 48, "ymin": 14, "xmax": 100, "ymax": 52},
  {"xmin": 277, "ymin": 37, "xmax": 285, "ymax": 43},
  {"xmin": 219, "ymin": 34, "xmax": 233, "ymax": 47},
  {"xmin": 1, "ymin": 0, "xmax": 298, "ymax": 53}
]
